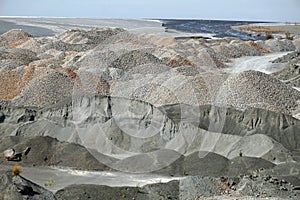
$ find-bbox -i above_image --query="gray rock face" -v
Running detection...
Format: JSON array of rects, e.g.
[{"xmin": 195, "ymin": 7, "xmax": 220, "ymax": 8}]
[
  {"xmin": 0, "ymin": 95, "xmax": 298, "ymax": 175},
  {"xmin": 161, "ymin": 104, "xmax": 300, "ymax": 152},
  {"xmin": 0, "ymin": 170, "xmax": 56, "ymax": 200}
]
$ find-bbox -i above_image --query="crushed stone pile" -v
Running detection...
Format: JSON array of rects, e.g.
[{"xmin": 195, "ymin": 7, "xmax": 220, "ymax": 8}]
[
  {"xmin": 0, "ymin": 45, "xmax": 38, "ymax": 65},
  {"xmin": 0, "ymin": 28, "xmax": 297, "ymax": 114},
  {"xmin": 271, "ymin": 51, "xmax": 300, "ymax": 87},
  {"xmin": 57, "ymin": 28, "xmax": 125, "ymax": 45},
  {"xmin": 108, "ymin": 50, "xmax": 163, "ymax": 70},
  {"xmin": 0, "ymin": 59, "xmax": 23, "ymax": 72},
  {"xmin": 13, "ymin": 70, "xmax": 74, "ymax": 108},
  {"xmin": 256, "ymin": 39, "xmax": 296, "ymax": 52},
  {"xmin": 0, "ymin": 29, "xmax": 32, "ymax": 47},
  {"xmin": 215, "ymin": 70, "xmax": 300, "ymax": 115},
  {"xmin": 212, "ymin": 40, "xmax": 262, "ymax": 58}
]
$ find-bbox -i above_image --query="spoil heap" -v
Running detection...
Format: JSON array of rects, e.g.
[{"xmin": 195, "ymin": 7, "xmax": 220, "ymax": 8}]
[{"xmin": 0, "ymin": 27, "xmax": 299, "ymax": 199}]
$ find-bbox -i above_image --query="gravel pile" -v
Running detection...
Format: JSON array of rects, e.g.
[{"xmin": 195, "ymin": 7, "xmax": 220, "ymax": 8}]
[
  {"xmin": 45, "ymin": 28, "xmax": 127, "ymax": 53},
  {"xmin": 194, "ymin": 72, "xmax": 229, "ymax": 104},
  {"xmin": 272, "ymin": 51, "xmax": 300, "ymax": 64},
  {"xmin": 232, "ymin": 42, "xmax": 262, "ymax": 56},
  {"xmin": 245, "ymin": 41, "xmax": 272, "ymax": 54},
  {"xmin": 66, "ymin": 33, "xmax": 156, "ymax": 70},
  {"xmin": 119, "ymin": 63, "xmax": 173, "ymax": 79},
  {"xmin": 111, "ymin": 71, "xmax": 228, "ymax": 107},
  {"xmin": 271, "ymin": 52, "xmax": 300, "ymax": 88},
  {"xmin": 57, "ymin": 28, "xmax": 125, "ymax": 45},
  {"xmin": 17, "ymin": 38, "xmax": 42, "ymax": 52},
  {"xmin": 74, "ymin": 70, "xmax": 110, "ymax": 95},
  {"xmin": 99, "ymin": 30, "xmax": 141, "ymax": 46},
  {"xmin": 71, "ymin": 50, "xmax": 117, "ymax": 70},
  {"xmin": 212, "ymin": 42, "xmax": 261, "ymax": 58},
  {"xmin": 29, "ymin": 49, "xmax": 66, "ymax": 68},
  {"xmin": 202, "ymin": 48, "xmax": 230, "ymax": 63},
  {"xmin": 0, "ymin": 65, "xmax": 37, "ymax": 100},
  {"xmin": 108, "ymin": 50, "xmax": 162, "ymax": 71},
  {"xmin": 215, "ymin": 70, "xmax": 300, "ymax": 115},
  {"xmin": 0, "ymin": 29, "xmax": 31, "ymax": 47},
  {"xmin": 195, "ymin": 48, "xmax": 230, "ymax": 68},
  {"xmin": 53, "ymin": 28, "xmax": 120, "ymax": 52},
  {"xmin": 94, "ymin": 41, "xmax": 155, "ymax": 58},
  {"xmin": 273, "ymin": 64, "xmax": 300, "ymax": 88},
  {"xmin": 256, "ymin": 39, "xmax": 295, "ymax": 52},
  {"xmin": 0, "ymin": 27, "xmax": 298, "ymax": 116},
  {"xmin": 57, "ymin": 29, "xmax": 90, "ymax": 44},
  {"xmin": 212, "ymin": 44, "xmax": 236, "ymax": 58},
  {"xmin": 0, "ymin": 59, "xmax": 23, "ymax": 72},
  {"xmin": 17, "ymin": 37, "xmax": 53, "ymax": 53},
  {"xmin": 166, "ymin": 54, "xmax": 196, "ymax": 67},
  {"xmin": 190, "ymin": 48, "xmax": 226, "ymax": 69},
  {"xmin": 13, "ymin": 70, "xmax": 74, "ymax": 107},
  {"xmin": 110, "ymin": 68, "xmax": 177, "ymax": 103},
  {"xmin": 173, "ymin": 65, "xmax": 202, "ymax": 76},
  {"xmin": 139, "ymin": 72, "xmax": 230, "ymax": 106},
  {"xmin": 71, "ymin": 46, "xmax": 153, "ymax": 71},
  {"xmin": 0, "ymin": 70, "xmax": 24, "ymax": 100},
  {"xmin": 0, "ymin": 45, "xmax": 38, "ymax": 65},
  {"xmin": 40, "ymin": 40, "xmax": 92, "ymax": 53}
]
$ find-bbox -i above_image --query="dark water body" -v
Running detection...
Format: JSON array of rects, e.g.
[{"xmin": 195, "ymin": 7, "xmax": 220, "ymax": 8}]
[{"xmin": 160, "ymin": 19, "xmax": 269, "ymax": 40}]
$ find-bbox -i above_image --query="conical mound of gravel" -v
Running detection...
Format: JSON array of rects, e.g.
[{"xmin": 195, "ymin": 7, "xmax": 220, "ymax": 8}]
[
  {"xmin": 0, "ymin": 29, "xmax": 32, "ymax": 47},
  {"xmin": 13, "ymin": 70, "xmax": 74, "ymax": 108},
  {"xmin": 215, "ymin": 70, "xmax": 300, "ymax": 115}
]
